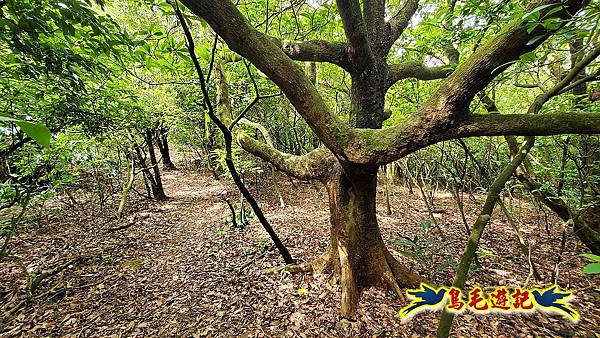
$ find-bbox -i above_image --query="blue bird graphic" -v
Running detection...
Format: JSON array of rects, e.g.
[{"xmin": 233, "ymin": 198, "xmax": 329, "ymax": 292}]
[
  {"xmin": 400, "ymin": 284, "xmax": 447, "ymax": 318},
  {"xmin": 532, "ymin": 286, "xmax": 578, "ymax": 320}
]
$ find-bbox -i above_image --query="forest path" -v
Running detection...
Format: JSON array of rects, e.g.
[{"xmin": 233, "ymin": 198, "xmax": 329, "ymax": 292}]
[{"xmin": 1, "ymin": 169, "xmax": 599, "ymax": 337}]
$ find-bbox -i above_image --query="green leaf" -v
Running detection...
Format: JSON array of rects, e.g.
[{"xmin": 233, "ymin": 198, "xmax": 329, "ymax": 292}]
[
  {"xmin": 579, "ymin": 253, "xmax": 600, "ymax": 262},
  {"xmin": 15, "ymin": 121, "xmax": 52, "ymax": 148},
  {"xmin": 0, "ymin": 113, "xmax": 51, "ymax": 148},
  {"xmin": 519, "ymin": 51, "xmax": 537, "ymax": 63},
  {"xmin": 522, "ymin": 4, "xmax": 557, "ymax": 22},
  {"xmin": 526, "ymin": 23, "xmax": 540, "ymax": 34},
  {"xmin": 582, "ymin": 263, "xmax": 600, "ymax": 274},
  {"xmin": 526, "ymin": 35, "xmax": 545, "ymax": 46}
]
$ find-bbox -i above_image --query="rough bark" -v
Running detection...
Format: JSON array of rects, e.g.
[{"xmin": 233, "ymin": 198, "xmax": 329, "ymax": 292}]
[
  {"xmin": 268, "ymin": 161, "xmax": 424, "ymax": 319},
  {"xmin": 272, "ymin": 39, "xmax": 351, "ymax": 70}
]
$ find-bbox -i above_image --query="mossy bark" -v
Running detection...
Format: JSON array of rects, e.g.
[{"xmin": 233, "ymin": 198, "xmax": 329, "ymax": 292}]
[
  {"xmin": 325, "ymin": 163, "xmax": 424, "ymax": 318},
  {"xmin": 267, "ymin": 161, "xmax": 424, "ymax": 319}
]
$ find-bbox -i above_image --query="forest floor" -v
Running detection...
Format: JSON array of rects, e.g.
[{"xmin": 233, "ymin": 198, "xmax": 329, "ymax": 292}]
[{"xmin": 1, "ymin": 166, "xmax": 599, "ymax": 337}]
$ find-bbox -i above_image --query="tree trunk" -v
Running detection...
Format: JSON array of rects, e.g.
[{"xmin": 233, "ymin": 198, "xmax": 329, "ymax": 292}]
[
  {"xmin": 116, "ymin": 155, "xmax": 135, "ymax": 218},
  {"xmin": 322, "ymin": 162, "xmax": 423, "ymax": 319},
  {"xmin": 145, "ymin": 129, "xmax": 167, "ymax": 201},
  {"xmin": 157, "ymin": 126, "xmax": 176, "ymax": 171}
]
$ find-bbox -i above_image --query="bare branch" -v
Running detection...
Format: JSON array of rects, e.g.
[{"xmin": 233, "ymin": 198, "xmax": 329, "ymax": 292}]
[
  {"xmin": 238, "ymin": 118, "xmax": 274, "ymax": 146},
  {"xmin": 271, "ymin": 38, "xmax": 351, "ymax": 70},
  {"xmin": 179, "ymin": 0, "xmax": 354, "ymax": 156},
  {"xmin": 529, "ymin": 42, "xmax": 600, "ymax": 113},
  {"xmin": 237, "ymin": 132, "xmax": 335, "ymax": 181},
  {"xmin": 558, "ymin": 69, "xmax": 600, "ymax": 95},
  {"xmin": 387, "ymin": 0, "xmax": 418, "ymax": 48},
  {"xmin": 386, "ymin": 61, "xmax": 455, "ymax": 88}
]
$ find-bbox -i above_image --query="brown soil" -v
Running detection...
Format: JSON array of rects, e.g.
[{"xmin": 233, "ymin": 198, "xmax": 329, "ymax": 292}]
[{"xmin": 1, "ymin": 169, "xmax": 599, "ymax": 337}]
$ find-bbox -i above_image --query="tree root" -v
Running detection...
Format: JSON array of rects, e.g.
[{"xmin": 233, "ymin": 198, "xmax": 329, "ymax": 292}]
[
  {"xmin": 263, "ymin": 247, "xmax": 331, "ymax": 275},
  {"xmin": 385, "ymin": 252, "xmax": 427, "ymax": 287},
  {"xmin": 263, "ymin": 246, "xmax": 428, "ymax": 321}
]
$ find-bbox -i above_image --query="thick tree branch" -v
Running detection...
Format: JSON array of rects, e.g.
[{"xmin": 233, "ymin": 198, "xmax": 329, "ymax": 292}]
[
  {"xmin": 386, "ymin": 61, "xmax": 455, "ymax": 88},
  {"xmin": 454, "ymin": 113, "xmax": 600, "ymax": 138},
  {"xmin": 340, "ymin": 0, "xmax": 589, "ymax": 164},
  {"xmin": 336, "ymin": 0, "xmax": 375, "ymax": 70},
  {"xmin": 237, "ymin": 133, "xmax": 335, "ymax": 181},
  {"xmin": 420, "ymin": 0, "xmax": 587, "ymax": 119},
  {"xmin": 271, "ymin": 38, "xmax": 351, "ymax": 70},
  {"xmin": 179, "ymin": 0, "xmax": 354, "ymax": 156},
  {"xmin": 236, "ymin": 116, "xmax": 333, "ymax": 181},
  {"xmin": 343, "ymin": 112, "xmax": 600, "ymax": 165},
  {"xmin": 387, "ymin": 0, "xmax": 418, "ymax": 49}
]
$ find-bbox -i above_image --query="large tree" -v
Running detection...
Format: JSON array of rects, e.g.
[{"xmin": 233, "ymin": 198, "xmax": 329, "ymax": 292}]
[{"xmin": 179, "ymin": 0, "xmax": 600, "ymax": 319}]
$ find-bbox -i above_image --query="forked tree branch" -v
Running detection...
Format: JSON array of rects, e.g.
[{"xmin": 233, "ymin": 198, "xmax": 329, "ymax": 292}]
[
  {"xmin": 343, "ymin": 0, "xmax": 591, "ymax": 165},
  {"xmin": 419, "ymin": 0, "xmax": 588, "ymax": 119},
  {"xmin": 172, "ymin": 0, "xmax": 295, "ymax": 264},
  {"xmin": 336, "ymin": 0, "xmax": 375, "ymax": 70},
  {"xmin": 387, "ymin": 0, "xmax": 418, "ymax": 50},
  {"xmin": 179, "ymin": 0, "xmax": 354, "ymax": 156}
]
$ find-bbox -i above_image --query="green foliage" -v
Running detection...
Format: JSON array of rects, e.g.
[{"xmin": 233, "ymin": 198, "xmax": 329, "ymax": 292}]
[
  {"xmin": 0, "ymin": 113, "xmax": 51, "ymax": 147},
  {"xmin": 220, "ymin": 207, "xmax": 255, "ymax": 228},
  {"xmin": 390, "ymin": 220, "xmax": 457, "ymax": 278},
  {"xmin": 580, "ymin": 253, "xmax": 600, "ymax": 275}
]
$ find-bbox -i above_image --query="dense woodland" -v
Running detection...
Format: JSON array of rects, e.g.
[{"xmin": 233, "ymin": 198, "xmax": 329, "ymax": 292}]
[{"xmin": 1, "ymin": 0, "xmax": 600, "ymax": 336}]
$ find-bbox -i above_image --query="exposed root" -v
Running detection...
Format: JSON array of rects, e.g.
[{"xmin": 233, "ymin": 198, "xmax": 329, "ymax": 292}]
[
  {"xmin": 385, "ymin": 252, "xmax": 428, "ymax": 287},
  {"xmin": 263, "ymin": 248, "xmax": 331, "ymax": 275},
  {"xmin": 380, "ymin": 261, "xmax": 405, "ymax": 303},
  {"xmin": 263, "ymin": 245, "xmax": 428, "ymax": 321}
]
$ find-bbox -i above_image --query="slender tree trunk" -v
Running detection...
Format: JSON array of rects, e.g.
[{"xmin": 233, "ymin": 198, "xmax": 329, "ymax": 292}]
[
  {"xmin": 271, "ymin": 167, "xmax": 286, "ymax": 207},
  {"xmin": 116, "ymin": 155, "xmax": 136, "ymax": 218},
  {"xmin": 157, "ymin": 125, "xmax": 177, "ymax": 170},
  {"xmin": 505, "ymin": 136, "xmax": 600, "ymax": 254},
  {"xmin": 436, "ymin": 136, "xmax": 534, "ymax": 338},
  {"xmin": 382, "ymin": 165, "xmax": 392, "ymax": 215},
  {"xmin": 145, "ymin": 129, "xmax": 167, "ymax": 201}
]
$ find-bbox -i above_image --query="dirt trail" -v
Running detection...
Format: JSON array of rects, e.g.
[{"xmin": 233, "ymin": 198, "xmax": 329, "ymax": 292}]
[{"xmin": 1, "ymin": 169, "xmax": 599, "ymax": 337}]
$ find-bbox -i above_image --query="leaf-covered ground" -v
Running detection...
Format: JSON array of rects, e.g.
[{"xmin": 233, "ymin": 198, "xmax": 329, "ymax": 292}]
[{"xmin": 1, "ymin": 168, "xmax": 599, "ymax": 337}]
